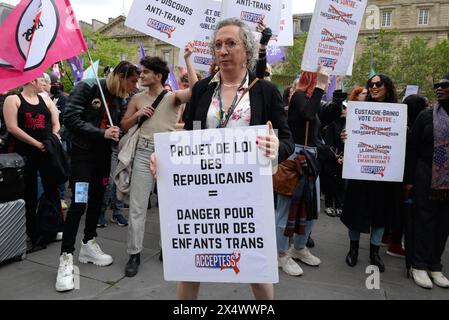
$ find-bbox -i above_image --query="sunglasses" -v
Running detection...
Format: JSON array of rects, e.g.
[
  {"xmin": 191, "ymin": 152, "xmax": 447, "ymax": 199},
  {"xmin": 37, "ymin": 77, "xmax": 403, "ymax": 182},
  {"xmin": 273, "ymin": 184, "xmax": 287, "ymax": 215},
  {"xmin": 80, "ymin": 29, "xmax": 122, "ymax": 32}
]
[
  {"xmin": 368, "ymin": 81, "xmax": 384, "ymax": 89},
  {"xmin": 433, "ymin": 82, "xmax": 449, "ymax": 90},
  {"xmin": 264, "ymin": 71, "xmax": 271, "ymax": 77}
]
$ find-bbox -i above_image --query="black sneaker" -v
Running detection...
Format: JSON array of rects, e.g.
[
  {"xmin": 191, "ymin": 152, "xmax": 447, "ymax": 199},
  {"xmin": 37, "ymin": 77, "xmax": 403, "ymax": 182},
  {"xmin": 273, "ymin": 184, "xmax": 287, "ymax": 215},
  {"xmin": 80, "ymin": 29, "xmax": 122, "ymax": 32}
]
[{"xmin": 125, "ymin": 253, "xmax": 141, "ymax": 277}]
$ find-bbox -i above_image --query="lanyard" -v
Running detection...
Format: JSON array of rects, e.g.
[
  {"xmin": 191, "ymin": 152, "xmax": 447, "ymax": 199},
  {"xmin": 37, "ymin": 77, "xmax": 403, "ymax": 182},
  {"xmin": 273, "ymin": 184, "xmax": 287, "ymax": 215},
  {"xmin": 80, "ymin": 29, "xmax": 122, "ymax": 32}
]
[{"xmin": 216, "ymin": 73, "xmax": 248, "ymax": 129}]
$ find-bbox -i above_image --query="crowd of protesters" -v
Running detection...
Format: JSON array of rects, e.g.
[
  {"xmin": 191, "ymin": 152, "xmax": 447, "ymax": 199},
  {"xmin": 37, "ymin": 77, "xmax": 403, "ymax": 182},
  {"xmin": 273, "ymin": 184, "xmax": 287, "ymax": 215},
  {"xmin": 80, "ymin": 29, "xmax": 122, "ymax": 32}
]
[{"xmin": 0, "ymin": 17, "xmax": 448, "ymax": 297}]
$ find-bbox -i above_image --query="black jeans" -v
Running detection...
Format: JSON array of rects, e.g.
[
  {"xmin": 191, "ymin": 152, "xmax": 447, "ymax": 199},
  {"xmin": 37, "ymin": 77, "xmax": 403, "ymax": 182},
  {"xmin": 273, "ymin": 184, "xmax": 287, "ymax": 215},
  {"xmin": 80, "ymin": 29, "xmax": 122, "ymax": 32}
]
[
  {"xmin": 61, "ymin": 145, "xmax": 111, "ymax": 254},
  {"xmin": 21, "ymin": 150, "xmax": 60, "ymax": 244}
]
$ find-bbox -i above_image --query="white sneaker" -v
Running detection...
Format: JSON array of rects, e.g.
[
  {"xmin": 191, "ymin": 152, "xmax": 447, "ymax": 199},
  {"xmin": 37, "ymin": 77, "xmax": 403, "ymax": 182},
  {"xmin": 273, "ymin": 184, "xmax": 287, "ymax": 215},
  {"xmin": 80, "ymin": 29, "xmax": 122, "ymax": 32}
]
[
  {"xmin": 56, "ymin": 253, "xmax": 75, "ymax": 292},
  {"xmin": 278, "ymin": 255, "xmax": 303, "ymax": 276},
  {"xmin": 411, "ymin": 268, "xmax": 433, "ymax": 289},
  {"xmin": 78, "ymin": 239, "xmax": 113, "ymax": 266},
  {"xmin": 429, "ymin": 272, "xmax": 449, "ymax": 288},
  {"xmin": 325, "ymin": 207, "xmax": 336, "ymax": 217},
  {"xmin": 289, "ymin": 247, "xmax": 321, "ymax": 266}
]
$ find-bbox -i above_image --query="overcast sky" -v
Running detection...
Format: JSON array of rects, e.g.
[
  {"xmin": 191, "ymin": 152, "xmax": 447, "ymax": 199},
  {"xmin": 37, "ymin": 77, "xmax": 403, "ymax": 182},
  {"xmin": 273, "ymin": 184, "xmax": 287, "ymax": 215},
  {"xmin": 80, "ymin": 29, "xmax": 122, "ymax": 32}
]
[{"xmin": 5, "ymin": 0, "xmax": 316, "ymax": 23}]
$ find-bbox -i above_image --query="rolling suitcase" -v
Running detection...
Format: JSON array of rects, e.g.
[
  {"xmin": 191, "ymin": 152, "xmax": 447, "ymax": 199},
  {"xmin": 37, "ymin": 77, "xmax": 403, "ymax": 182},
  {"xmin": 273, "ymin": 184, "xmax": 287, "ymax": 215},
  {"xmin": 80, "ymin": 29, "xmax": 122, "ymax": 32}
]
[
  {"xmin": 0, "ymin": 153, "xmax": 25, "ymax": 203},
  {"xmin": 0, "ymin": 199, "xmax": 27, "ymax": 263}
]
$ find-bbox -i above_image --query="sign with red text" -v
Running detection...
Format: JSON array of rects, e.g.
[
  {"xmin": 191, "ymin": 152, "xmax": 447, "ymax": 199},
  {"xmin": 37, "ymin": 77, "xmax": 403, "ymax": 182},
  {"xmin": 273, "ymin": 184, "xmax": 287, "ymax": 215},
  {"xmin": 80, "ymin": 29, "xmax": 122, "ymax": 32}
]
[
  {"xmin": 125, "ymin": 0, "xmax": 203, "ymax": 49},
  {"xmin": 221, "ymin": 0, "xmax": 282, "ymax": 36},
  {"xmin": 178, "ymin": 0, "xmax": 221, "ymax": 72},
  {"xmin": 273, "ymin": 0, "xmax": 293, "ymax": 47},
  {"xmin": 343, "ymin": 102, "xmax": 407, "ymax": 182},
  {"xmin": 301, "ymin": 0, "xmax": 367, "ymax": 75},
  {"xmin": 154, "ymin": 126, "xmax": 278, "ymax": 283}
]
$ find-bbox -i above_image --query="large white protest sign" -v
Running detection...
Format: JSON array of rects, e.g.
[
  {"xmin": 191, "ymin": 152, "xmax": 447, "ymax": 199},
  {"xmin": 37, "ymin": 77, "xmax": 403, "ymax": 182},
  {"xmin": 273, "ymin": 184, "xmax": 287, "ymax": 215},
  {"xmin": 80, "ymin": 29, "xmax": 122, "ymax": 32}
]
[
  {"xmin": 178, "ymin": 0, "xmax": 221, "ymax": 72},
  {"xmin": 221, "ymin": 0, "xmax": 282, "ymax": 36},
  {"xmin": 125, "ymin": 0, "xmax": 203, "ymax": 49},
  {"xmin": 274, "ymin": 0, "xmax": 293, "ymax": 47},
  {"xmin": 154, "ymin": 126, "xmax": 278, "ymax": 283},
  {"xmin": 343, "ymin": 102, "xmax": 407, "ymax": 182},
  {"xmin": 301, "ymin": 0, "xmax": 368, "ymax": 75}
]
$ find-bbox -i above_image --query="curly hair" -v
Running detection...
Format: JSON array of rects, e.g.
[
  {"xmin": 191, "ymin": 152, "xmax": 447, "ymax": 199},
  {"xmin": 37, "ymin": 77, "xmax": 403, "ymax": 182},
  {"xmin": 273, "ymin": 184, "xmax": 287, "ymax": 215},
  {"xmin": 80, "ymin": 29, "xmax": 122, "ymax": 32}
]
[
  {"xmin": 210, "ymin": 18, "xmax": 258, "ymax": 71},
  {"xmin": 366, "ymin": 74, "xmax": 398, "ymax": 103}
]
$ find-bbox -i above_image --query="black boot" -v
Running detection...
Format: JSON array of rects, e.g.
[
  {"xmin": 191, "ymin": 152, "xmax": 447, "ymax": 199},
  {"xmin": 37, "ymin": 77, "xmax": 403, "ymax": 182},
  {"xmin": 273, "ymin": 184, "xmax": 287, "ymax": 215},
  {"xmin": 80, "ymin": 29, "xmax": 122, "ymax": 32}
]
[
  {"xmin": 370, "ymin": 244, "xmax": 385, "ymax": 273},
  {"xmin": 345, "ymin": 240, "xmax": 359, "ymax": 267},
  {"xmin": 125, "ymin": 253, "xmax": 141, "ymax": 277}
]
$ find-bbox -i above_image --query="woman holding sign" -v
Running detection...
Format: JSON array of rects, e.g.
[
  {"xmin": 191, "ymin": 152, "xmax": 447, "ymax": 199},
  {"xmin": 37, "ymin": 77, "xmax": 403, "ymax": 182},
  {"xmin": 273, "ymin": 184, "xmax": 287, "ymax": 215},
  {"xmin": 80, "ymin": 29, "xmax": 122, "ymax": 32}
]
[
  {"xmin": 152, "ymin": 18, "xmax": 294, "ymax": 300},
  {"xmin": 404, "ymin": 74, "xmax": 449, "ymax": 289},
  {"xmin": 341, "ymin": 74, "xmax": 401, "ymax": 273}
]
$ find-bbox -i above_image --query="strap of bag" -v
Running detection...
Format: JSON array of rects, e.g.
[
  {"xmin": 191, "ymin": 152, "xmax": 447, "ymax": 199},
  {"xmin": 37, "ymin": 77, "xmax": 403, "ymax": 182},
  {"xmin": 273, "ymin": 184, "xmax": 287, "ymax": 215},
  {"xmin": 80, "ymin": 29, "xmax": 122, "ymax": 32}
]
[
  {"xmin": 220, "ymin": 78, "xmax": 260, "ymax": 129},
  {"xmin": 138, "ymin": 90, "xmax": 169, "ymax": 128},
  {"xmin": 304, "ymin": 121, "xmax": 310, "ymax": 147}
]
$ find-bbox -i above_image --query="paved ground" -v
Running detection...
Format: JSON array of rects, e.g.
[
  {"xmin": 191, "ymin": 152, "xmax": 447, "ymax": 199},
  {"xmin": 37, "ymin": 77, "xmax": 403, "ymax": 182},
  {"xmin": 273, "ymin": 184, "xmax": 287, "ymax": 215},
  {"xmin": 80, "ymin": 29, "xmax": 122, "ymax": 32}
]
[{"xmin": 1, "ymin": 196, "xmax": 448, "ymax": 300}]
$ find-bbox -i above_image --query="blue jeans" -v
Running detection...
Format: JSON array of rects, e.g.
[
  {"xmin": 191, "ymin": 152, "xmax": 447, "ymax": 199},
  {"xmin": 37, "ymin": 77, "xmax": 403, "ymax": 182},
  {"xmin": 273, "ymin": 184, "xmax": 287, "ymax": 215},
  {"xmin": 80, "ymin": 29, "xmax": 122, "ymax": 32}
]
[
  {"xmin": 275, "ymin": 144, "xmax": 320, "ymax": 254},
  {"xmin": 348, "ymin": 228, "xmax": 385, "ymax": 246}
]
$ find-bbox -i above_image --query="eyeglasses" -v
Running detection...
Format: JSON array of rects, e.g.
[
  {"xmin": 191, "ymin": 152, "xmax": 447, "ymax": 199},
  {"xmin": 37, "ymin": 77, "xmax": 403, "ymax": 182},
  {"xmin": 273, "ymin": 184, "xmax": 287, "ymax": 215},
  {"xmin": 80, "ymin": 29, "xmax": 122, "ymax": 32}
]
[
  {"xmin": 214, "ymin": 41, "xmax": 239, "ymax": 52},
  {"xmin": 368, "ymin": 81, "xmax": 384, "ymax": 89},
  {"xmin": 433, "ymin": 82, "xmax": 449, "ymax": 90}
]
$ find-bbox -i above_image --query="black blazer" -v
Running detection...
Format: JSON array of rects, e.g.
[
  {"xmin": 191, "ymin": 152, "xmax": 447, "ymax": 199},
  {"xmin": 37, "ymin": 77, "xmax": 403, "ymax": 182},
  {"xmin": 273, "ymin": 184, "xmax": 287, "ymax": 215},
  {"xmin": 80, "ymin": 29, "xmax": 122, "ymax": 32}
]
[{"xmin": 185, "ymin": 74, "xmax": 294, "ymax": 163}]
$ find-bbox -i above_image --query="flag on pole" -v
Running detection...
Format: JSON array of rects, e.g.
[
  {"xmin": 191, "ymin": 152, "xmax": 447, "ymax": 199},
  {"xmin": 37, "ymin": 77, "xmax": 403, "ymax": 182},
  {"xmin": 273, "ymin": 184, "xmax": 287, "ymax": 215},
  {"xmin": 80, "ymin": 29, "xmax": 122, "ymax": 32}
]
[
  {"xmin": 166, "ymin": 66, "xmax": 179, "ymax": 91},
  {"xmin": 138, "ymin": 45, "xmax": 146, "ymax": 61},
  {"xmin": 323, "ymin": 75, "xmax": 337, "ymax": 102},
  {"xmin": 0, "ymin": 0, "xmax": 87, "ymax": 92},
  {"xmin": 67, "ymin": 54, "xmax": 84, "ymax": 83},
  {"xmin": 83, "ymin": 60, "xmax": 99, "ymax": 80},
  {"xmin": 266, "ymin": 45, "xmax": 285, "ymax": 65}
]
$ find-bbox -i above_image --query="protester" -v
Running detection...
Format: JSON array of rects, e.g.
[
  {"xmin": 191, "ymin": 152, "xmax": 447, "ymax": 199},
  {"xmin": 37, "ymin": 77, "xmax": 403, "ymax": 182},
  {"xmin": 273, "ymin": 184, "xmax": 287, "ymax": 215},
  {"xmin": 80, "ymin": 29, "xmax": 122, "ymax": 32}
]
[
  {"xmin": 275, "ymin": 67, "xmax": 333, "ymax": 276},
  {"xmin": 404, "ymin": 75, "xmax": 449, "ymax": 289},
  {"xmin": 341, "ymin": 74, "xmax": 401, "ymax": 273},
  {"xmin": 120, "ymin": 43, "xmax": 198, "ymax": 278},
  {"xmin": 55, "ymin": 61, "xmax": 140, "ymax": 292},
  {"xmin": 3, "ymin": 75, "xmax": 61, "ymax": 251},
  {"xmin": 386, "ymin": 94, "xmax": 428, "ymax": 259},
  {"xmin": 349, "ymin": 86, "xmax": 368, "ymax": 102},
  {"xmin": 151, "ymin": 18, "xmax": 294, "ymax": 300}
]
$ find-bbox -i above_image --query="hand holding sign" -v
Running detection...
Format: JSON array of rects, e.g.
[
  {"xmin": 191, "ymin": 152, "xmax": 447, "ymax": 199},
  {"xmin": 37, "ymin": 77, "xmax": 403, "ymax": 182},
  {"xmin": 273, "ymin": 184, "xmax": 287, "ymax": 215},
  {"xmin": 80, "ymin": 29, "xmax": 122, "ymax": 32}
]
[
  {"xmin": 184, "ymin": 41, "xmax": 195, "ymax": 60},
  {"xmin": 257, "ymin": 121, "xmax": 279, "ymax": 160},
  {"xmin": 316, "ymin": 64, "xmax": 330, "ymax": 91}
]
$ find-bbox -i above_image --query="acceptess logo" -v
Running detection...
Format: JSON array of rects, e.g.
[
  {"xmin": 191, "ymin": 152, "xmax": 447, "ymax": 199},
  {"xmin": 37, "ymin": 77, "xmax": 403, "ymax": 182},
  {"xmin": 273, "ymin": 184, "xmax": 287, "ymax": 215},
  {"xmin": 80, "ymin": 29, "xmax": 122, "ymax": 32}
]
[
  {"xmin": 16, "ymin": 0, "xmax": 59, "ymax": 71},
  {"xmin": 146, "ymin": 18, "xmax": 176, "ymax": 39},
  {"xmin": 195, "ymin": 253, "xmax": 241, "ymax": 274}
]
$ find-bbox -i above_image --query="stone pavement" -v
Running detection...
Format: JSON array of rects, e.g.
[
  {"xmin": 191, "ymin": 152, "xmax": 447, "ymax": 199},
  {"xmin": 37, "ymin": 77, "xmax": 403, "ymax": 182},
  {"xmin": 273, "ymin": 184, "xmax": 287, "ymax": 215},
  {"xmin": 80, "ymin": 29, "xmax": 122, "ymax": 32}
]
[{"xmin": 0, "ymin": 196, "xmax": 448, "ymax": 300}]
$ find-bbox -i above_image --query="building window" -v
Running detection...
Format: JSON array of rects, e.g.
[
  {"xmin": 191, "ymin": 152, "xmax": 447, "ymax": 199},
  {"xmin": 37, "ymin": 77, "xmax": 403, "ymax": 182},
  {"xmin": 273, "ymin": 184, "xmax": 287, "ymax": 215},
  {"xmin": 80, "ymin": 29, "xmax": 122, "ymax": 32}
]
[
  {"xmin": 418, "ymin": 9, "xmax": 429, "ymax": 25},
  {"xmin": 382, "ymin": 10, "xmax": 392, "ymax": 27},
  {"xmin": 163, "ymin": 51, "xmax": 170, "ymax": 64}
]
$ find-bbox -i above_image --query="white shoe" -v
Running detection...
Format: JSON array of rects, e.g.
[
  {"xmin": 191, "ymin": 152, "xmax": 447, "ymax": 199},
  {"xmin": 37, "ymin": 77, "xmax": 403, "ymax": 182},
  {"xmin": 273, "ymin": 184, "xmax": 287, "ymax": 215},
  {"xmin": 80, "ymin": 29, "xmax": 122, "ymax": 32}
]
[
  {"xmin": 278, "ymin": 255, "xmax": 303, "ymax": 276},
  {"xmin": 289, "ymin": 247, "xmax": 321, "ymax": 266},
  {"xmin": 429, "ymin": 272, "xmax": 449, "ymax": 288},
  {"xmin": 325, "ymin": 207, "xmax": 336, "ymax": 217},
  {"xmin": 56, "ymin": 253, "xmax": 75, "ymax": 292},
  {"xmin": 78, "ymin": 239, "xmax": 113, "ymax": 266},
  {"xmin": 411, "ymin": 268, "xmax": 433, "ymax": 289}
]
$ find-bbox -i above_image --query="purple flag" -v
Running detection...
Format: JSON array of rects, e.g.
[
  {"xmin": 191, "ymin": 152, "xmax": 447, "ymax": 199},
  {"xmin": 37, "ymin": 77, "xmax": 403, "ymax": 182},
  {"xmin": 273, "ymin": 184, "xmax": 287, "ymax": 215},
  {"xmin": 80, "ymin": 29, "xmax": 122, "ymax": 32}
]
[
  {"xmin": 138, "ymin": 45, "xmax": 146, "ymax": 62},
  {"xmin": 165, "ymin": 66, "xmax": 179, "ymax": 91},
  {"xmin": 267, "ymin": 45, "xmax": 285, "ymax": 65},
  {"xmin": 323, "ymin": 75, "xmax": 337, "ymax": 102},
  {"xmin": 67, "ymin": 54, "xmax": 84, "ymax": 83}
]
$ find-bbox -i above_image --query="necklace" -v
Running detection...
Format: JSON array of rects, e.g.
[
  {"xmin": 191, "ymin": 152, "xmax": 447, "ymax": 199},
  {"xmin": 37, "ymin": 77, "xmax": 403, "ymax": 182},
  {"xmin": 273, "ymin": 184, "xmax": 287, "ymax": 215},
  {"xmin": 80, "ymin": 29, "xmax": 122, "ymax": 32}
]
[{"xmin": 222, "ymin": 82, "xmax": 241, "ymax": 88}]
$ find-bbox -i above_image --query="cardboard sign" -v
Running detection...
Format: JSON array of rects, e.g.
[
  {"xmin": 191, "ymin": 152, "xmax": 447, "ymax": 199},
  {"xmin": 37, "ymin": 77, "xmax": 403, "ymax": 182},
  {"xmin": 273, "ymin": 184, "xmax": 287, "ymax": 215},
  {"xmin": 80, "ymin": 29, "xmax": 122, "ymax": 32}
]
[
  {"xmin": 125, "ymin": 0, "xmax": 203, "ymax": 48},
  {"xmin": 343, "ymin": 102, "xmax": 408, "ymax": 182},
  {"xmin": 301, "ymin": 0, "xmax": 368, "ymax": 75},
  {"xmin": 154, "ymin": 126, "xmax": 278, "ymax": 283}
]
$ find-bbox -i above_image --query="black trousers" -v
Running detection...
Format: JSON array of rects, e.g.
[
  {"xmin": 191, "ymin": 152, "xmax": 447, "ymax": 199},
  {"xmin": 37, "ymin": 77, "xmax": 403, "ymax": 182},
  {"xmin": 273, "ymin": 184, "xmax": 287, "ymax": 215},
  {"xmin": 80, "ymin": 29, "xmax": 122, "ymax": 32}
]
[
  {"xmin": 21, "ymin": 150, "xmax": 59, "ymax": 244},
  {"xmin": 61, "ymin": 145, "xmax": 111, "ymax": 254}
]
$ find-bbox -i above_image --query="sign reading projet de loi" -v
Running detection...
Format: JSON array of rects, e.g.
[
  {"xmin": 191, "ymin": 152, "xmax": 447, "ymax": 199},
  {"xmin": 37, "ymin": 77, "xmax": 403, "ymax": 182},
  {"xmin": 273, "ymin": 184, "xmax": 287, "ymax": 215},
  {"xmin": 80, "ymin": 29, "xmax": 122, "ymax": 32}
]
[
  {"xmin": 301, "ymin": 0, "xmax": 368, "ymax": 75},
  {"xmin": 343, "ymin": 102, "xmax": 407, "ymax": 182},
  {"xmin": 125, "ymin": 0, "xmax": 203, "ymax": 49},
  {"xmin": 154, "ymin": 126, "xmax": 278, "ymax": 283}
]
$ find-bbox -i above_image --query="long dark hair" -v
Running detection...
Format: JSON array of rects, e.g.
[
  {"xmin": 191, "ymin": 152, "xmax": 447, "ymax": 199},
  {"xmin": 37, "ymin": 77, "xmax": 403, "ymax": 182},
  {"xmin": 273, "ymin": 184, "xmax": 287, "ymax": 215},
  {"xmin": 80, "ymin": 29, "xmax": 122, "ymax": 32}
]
[
  {"xmin": 403, "ymin": 94, "xmax": 427, "ymax": 127},
  {"xmin": 366, "ymin": 74, "xmax": 398, "ymax": 103}
]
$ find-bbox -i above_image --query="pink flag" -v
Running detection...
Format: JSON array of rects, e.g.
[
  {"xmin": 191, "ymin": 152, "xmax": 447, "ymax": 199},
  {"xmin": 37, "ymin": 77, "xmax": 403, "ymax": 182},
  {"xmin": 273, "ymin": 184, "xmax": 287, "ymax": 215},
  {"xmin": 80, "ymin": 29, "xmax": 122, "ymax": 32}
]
[{"xmin": 0, "ymin": 0, "xmax": 87, "ymax": 92}]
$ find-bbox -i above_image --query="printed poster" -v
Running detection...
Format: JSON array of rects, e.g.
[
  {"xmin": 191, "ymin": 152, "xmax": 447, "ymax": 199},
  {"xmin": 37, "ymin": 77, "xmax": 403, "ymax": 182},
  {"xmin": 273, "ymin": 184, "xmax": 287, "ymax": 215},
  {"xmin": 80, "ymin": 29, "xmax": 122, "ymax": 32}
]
[
  {"xmin": 154, "ymin": 126, "xmax": 278, "ymax": 283},
  {"xmin": 301, "ymin": 0, "xmax": 368, "ymax": 75},
  {"xmin": 343, "ymin": 102, "xmax": 408, "ymax": 182}
]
